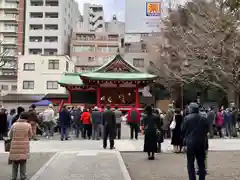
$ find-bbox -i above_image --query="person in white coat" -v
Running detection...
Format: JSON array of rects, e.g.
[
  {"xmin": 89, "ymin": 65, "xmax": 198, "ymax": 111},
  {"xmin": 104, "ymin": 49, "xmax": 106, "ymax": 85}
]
[{"xmin": 41, "ymin": 104, "xmax": 55, "ymax": 139}]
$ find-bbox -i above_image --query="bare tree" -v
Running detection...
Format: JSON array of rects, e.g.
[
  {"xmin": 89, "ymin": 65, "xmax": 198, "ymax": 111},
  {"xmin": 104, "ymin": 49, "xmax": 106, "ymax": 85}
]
[{"xmin": 147, "ymin": 0, "xmax": 240, "ymax": 106}]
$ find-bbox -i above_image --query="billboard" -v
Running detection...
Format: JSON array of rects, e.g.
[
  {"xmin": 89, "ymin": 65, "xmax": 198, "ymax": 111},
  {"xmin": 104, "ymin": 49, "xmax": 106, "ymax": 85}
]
[
  {"xmin": 125, "ymin": 0, "xmax": 164, "ymax": 33},
  {"xmin": 146, "ymin": 2, "xmax": 161, "ymax": 16}
]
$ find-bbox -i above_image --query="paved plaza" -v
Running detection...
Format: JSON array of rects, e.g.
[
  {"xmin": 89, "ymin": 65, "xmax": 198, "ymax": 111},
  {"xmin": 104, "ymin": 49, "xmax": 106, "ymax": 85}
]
[{"xmin": 1, "ymin": 123, "xmax": 240, "ymax": 180}]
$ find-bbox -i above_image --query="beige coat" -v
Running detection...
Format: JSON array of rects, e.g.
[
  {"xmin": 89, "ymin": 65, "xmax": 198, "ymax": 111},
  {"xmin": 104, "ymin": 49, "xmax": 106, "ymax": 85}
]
[{"xmin": 9, "ymin": 119, "xmax": 33, "ymax": 161}]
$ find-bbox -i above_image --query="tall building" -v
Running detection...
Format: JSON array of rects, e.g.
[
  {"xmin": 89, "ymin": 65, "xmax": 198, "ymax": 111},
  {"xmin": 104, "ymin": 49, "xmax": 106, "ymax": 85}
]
[
  {"xmin": 71, "ymin": 15, "xmax": 124, "ymax": 72},
  {"xmin": 24, "ymin": 0, "xmax": 80, "ymax": 55},
  {"xmin": 0, "ymin": 0, "xmax": 19, "ymax": 76},
  {"xmin": 82, "ymin": 3, "xmax": 105, "ymax": 32}
]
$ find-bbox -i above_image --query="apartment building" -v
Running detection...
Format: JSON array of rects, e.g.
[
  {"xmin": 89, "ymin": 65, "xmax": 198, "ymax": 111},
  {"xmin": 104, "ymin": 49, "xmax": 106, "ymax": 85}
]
[
  {"xmin": 24, "ymin": 0, "xmax": 80, "ymax": 55},
  {"xmin": 0, "ymin": 0, "xmax": 19, "ymax": 77},
  {"xmin": 71, "ymin": 16, "xmax": 125, "ymax": 72},
  {"xmin": 82, "ymin": 3, "xmax": 105, "ymax": 32},
  {"xmin": 17, "ymin": 55, "xmax": 74, "ymax": 94}
]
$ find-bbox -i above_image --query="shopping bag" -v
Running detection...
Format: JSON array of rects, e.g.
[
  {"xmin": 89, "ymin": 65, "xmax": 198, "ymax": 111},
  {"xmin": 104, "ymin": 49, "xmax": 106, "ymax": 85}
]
[{"xmin": 4, "ymin": 138, "xmax": 11, "ymax": 152}]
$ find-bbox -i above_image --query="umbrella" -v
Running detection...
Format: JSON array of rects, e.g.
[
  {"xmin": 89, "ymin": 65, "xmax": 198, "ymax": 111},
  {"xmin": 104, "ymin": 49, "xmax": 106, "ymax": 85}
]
[{"xmin": 33, "ymin": 100, "xmax": 52, "ymax": 106}]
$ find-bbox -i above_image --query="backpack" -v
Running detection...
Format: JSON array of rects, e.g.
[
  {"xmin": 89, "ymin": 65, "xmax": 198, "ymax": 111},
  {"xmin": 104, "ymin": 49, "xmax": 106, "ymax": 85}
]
[{"xmin": 130, "ymin": 109, "xmax": 138, "ymax": 122}]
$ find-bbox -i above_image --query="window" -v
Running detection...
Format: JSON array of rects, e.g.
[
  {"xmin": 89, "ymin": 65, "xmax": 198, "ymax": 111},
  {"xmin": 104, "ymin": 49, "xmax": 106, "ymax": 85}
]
[
  {"xmin": 73, "ymin": 45, "xmax": 94, "ymax": 52},
  {"xmin": 23, "ymin": 81, "xmax": 34, "ymax": 89},
  {"xmin": 48, "ymin": 60, "xmax": 59, "ymax": 69},
  {"xmin": 46, "ymin": 81, "xmax": 58, "ymax": 89},
  {"xmin": 11, "ymin": 85, "xmax": 17, "ymax": 91},
  {"xmin": 45, "ymin": 12, "xmax": 58, "ymax": 18},
  {"xmin": 45, "ymin": 24, "xmax": 58, "ymax": 30},
  {"xmin": 88, "ymin": 56, "xmax": 94, "ymax": 62},
  {"xmin": 29, "ymin": 24, "xmax": 43, "ymax": 30},
  {"xmin": 30, "ymin": 12, "xmax": 43, "ymax": 18},
  {"xmin": 23, "ymin": 63, "xmax": 35, "ymax": 71},
  {"xmin": 66, "ymin": 61, "xmax": 69, "ymax": 71},
  {"xmin": 133, "ymin": 58, "xmax": 144, "ymax": 67},
  {"xmin": 1, "ymin": 85, "xmax": 8, "ymax": 91}
]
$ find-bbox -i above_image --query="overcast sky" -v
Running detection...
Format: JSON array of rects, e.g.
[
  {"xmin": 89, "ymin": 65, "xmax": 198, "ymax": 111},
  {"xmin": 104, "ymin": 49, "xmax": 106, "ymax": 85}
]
[{"xmin": 76, "ymin": 0, "xmax": 125, "ymax": 21}]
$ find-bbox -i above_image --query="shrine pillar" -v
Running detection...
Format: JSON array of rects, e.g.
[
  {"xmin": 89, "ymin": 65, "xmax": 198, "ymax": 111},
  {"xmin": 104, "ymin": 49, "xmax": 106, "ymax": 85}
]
[
  {"xmin": 97, "ymin": 87, "xmax": 101, "ymax": 107},
  {"xmin": 135, "ymin": 87, "xmax": 139, "ymax": 108},
  {"xmin": 67, "ymin": 88, "xmax": 72, "ymax": 103}
]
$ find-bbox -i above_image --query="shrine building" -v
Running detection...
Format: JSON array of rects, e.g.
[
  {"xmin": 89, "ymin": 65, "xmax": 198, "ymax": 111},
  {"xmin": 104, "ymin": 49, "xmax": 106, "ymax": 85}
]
[{"xmin": 58, "ymin": 53, "xmax": 157, "ymax": 110}]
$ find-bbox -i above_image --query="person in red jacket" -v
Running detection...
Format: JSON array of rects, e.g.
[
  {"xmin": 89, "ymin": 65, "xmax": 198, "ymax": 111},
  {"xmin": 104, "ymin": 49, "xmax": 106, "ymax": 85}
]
[
  {"xmin": 127, "ymin": 105, "xmax": 141, "ymax": 140},
  {"xmin": 81, "ymin": 108, "xmax": 92, "ymax": 139}
]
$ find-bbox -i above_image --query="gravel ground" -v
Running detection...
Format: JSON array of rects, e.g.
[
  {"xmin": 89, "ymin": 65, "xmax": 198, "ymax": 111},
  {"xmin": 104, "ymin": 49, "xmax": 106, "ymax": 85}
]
[
  {"xmin": 0, "ymin": 152, "xmax": 54, "ymax": 180},
  {"xmin": 121, "ymin": 151, "xmax": 240, "ymax": 180}
]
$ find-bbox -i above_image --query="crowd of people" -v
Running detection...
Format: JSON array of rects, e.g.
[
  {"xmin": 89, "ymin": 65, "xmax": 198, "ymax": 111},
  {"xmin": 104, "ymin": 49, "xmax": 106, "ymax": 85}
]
[{"xmin": 1, "ymin": 102, "xmax": 240, "ymax": 180}]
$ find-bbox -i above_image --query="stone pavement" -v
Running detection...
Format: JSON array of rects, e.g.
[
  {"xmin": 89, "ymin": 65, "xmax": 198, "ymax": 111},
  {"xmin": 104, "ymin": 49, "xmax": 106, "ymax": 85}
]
[
  {"xmin": 0, "ymin": 153, "xmax": 54, "ymax": 180},
  {"xmin": 30, "ymin": 150, "xmax": 129, "ymax": 180},
  {"xmin": 1, "ymin": 139, "xmax": 240, "ymax": 153},
  {"xmin": 122, "ymin": 151, "xmax": 240, "ymax": 180}
]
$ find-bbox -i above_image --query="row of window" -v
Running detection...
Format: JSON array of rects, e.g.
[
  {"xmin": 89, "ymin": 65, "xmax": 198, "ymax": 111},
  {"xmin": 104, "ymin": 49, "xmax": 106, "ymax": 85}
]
[
  {"xmin": 0, "ymin": 84, "xmax": 17, "ymax": 91},
  {"xmin": 29, "ymin": 36, "xmax": 58, "ymax": 42},
  {"xmin": 23, "ymin": 60, "xmax": 69, "ymax": 71},
  {"xmin": 30, "ymin": 12, "xmax": 58, "ymax": 18},
  {"xmin": 72, "ymin": 46, "xmax": 118, "ymax": 53},
  {"xmin": 28, "ymin": 49, "xmax": 58, "ymax": 55},
  {"xmin": 23, "ymin": 81, "xmax": 58, "ymax": 90},
  {"xmin": 30, "ymin": 0, "xmax": 58, "ymax": 7},
  {"xmin": 30, "ymin": 24, "xmax": 58, "ymax": 30}
]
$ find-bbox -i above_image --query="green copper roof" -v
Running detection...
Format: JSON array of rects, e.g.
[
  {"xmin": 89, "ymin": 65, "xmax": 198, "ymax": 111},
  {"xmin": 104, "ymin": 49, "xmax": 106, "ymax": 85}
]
[
  {"xmin": 80, "ymin": 72, "xmax": 157, "ymax": 80},
  {"xmin": 58, "ymin": 73, "xmax": 84, "ymax": 86}
]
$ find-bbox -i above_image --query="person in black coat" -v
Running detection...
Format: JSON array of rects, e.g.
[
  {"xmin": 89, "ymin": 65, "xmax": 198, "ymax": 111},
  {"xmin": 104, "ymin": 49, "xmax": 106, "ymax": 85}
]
[
  {"xmin": 141, "ymin": 106, "xmax": 161, "ymax": 160},
  {"xmin": 102, "ymin": 105, "xmax": 116, "ymax": 149},
  {"xmin": 59, "ymin": 105, "xmax": 71, "ymax": 141},
  {"xmin": 11, "ymin": 106, "xmax": 25, "ymax": 125},
  {"xmin": 171, "ymin": 109, "xmax": 184, "ymax": 153},
  {"xmin": 181, "ymin": 103, "xmax": 209, "ymax": 180},
  {"xmin": 0, "ymin": 108, "xmax": 8, "ymax": 139}
]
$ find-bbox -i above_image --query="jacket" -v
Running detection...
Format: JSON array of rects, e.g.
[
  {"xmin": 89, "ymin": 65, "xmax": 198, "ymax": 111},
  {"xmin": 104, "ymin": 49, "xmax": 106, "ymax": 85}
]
[
  {"xmin": 42, "ymin": 108, "xmax": 55, "ymax": 122},
  {"xmin": 59, "ymin": 109, "xmax": 71, "ymax": 127},
  {"xmin": 9, "ymin": 119, "xmax": 33, "ymax": 161},
  {"xmin": 81, "ymin": 111, "xmax": 91, "ymax": 124},
  {"xmin": 91, "ymin": 110, "xmax": 102, "ymax": 124},
  {"xmin": 114, "ymin": 110, "xmax": 122, "ymax": 124},
  {"xmin": 182, "ymin": 113, "xmax": 209, "ymax": 150},
  {"xmin": 127, "ymin": 108, "xmax": 140, "ymax": 123},
  {"xmin": 72, "ymin": 109, "xmax": 82, "ymax": 125},
  {"xmin": 102, "ymin": 109, "xmax": 116, "ymax": 127},
  {"xmin": 11, "ymin": 106, "xmax": 25, "ymax": 125}
]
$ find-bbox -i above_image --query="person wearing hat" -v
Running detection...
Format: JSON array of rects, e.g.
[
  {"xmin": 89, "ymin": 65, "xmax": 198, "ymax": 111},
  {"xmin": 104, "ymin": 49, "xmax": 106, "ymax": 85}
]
[{"xmin": 182, "ymin": 102, "xmax": 209, "ymax": 180}]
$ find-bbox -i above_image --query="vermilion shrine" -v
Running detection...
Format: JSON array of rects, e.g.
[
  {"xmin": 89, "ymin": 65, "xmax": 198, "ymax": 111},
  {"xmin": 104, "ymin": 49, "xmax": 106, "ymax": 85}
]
[{"xmin": 58, "ymin": 53, "xmax": 157, "ymax": 109}]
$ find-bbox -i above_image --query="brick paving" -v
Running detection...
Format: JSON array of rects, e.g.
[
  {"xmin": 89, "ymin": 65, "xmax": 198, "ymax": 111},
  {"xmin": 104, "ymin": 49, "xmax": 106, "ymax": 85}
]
[
  {"xmin": 0, "ymin": 153, "xmax": 54, "ymax": 180},
  {"xmin": 121, "ymin": 151, "xmax": 240, "ymax": 180}
]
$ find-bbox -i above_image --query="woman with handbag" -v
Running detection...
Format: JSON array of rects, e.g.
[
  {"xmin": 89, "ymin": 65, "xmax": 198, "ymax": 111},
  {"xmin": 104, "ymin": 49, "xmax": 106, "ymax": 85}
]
[
  {"xmin": 9, "ymin": 112, "xmax": 33, "ymax": 180},
  {"xmin": 171, "ymin": 109, "xmax": 184, "ymax": 153},
  {"xmin": 141, "ymin": 105, "xmax": 161, "ymax": 160}
]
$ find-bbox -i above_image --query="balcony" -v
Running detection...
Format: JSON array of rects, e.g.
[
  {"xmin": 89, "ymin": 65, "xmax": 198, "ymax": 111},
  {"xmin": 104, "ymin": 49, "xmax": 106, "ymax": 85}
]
[
  {"xmin": 0, "ymin": 3, "xmax": 18, "ymax": 10},
  {"xmin": 0, "ymin": 14, "xmax": 17, "ymax": 22},
  {"xmin": 0, "ymin": 25, "xmax": 17, "ymax": 33},
  {"xmin": 2, "ymin": 38, "xmax": 17, "ymax": 45}
]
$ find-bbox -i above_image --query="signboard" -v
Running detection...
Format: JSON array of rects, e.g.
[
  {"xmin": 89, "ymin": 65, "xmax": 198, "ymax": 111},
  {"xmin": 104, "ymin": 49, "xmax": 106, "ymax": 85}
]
[{"xmin": 146, "ymin": 2, "xmax": 161, "ymax": 16}]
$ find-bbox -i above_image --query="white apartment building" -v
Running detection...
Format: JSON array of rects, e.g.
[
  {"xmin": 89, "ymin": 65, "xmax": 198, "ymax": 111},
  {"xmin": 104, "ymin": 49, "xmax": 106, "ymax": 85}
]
[
  {"xmin": 24, "ymin": 0, "xmax": 80, "ymax": 55},
  {"xmin": 82, "ymin": 3, "xmax": 105, "ymax": 32},
  {"xmin": 17, "ymin": 55, "xmax": 74, "ymax": 94},
  {"xmin": 0, "ymin": 0, "xmax": 19, "ymax": 76}
]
